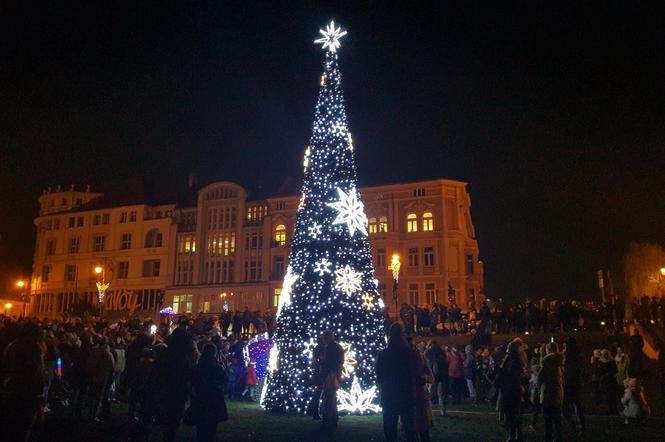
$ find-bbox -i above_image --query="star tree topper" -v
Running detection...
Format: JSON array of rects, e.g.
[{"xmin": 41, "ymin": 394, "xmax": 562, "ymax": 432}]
[
  {"xmin": 327, "ymin": 187, "xmax": 368, "ymax": 236},
  {"xmin": 314, "ymin": 20, "xmax": 347, "ymax": 53}
]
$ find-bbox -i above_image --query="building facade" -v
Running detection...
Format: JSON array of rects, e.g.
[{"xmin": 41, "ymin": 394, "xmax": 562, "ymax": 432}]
[{"xmin": 29, "ymin": 179, "xmax": 483, "ymax": 318}]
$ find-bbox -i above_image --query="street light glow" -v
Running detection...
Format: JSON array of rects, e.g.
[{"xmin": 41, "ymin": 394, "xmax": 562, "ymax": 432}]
[
  {"xmin": 16, "ymin": 280, "xmax": 25, "ymax": 288},
  {"xmin": 660, "ymin": 267, "xmax": 665, "ymax": 276},
  {"xmin": 389, "ymin": 254, "xmax": 401, "ymax": 281},
  {"xmin": 4, "ymin": 303, "xmax": 12, "ymax": 309},
  {"xmin": 94, "ymin": 266, "xmax": 103, "ymax": 274}
]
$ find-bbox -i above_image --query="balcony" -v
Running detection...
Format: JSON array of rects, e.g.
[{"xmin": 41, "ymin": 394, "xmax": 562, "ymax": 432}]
[{"xmin": 271, "ymin": 240, "xmax": 287, "ymax": 248}]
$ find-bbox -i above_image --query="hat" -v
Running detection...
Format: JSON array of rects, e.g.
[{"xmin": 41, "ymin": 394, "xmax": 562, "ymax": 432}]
[{"xmin": 250, "ymin": 357, "xmax": 256, "ymax": 364}]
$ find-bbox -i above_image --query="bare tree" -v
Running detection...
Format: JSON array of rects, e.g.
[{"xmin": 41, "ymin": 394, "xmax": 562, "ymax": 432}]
[{"xmin": 623, "ymin": 242, "xmax": 665, "ymax": 299}]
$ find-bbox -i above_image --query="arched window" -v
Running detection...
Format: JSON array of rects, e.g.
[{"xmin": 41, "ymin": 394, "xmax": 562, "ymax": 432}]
[
  {"xmin": 379, "ymin": 216, "xmax": 388, "ymax": 232},
  {"xmin": 407, "ymin": 213, "xmax": 418, "ymax": 232},
  {"xmin": 274, "ymin": 224, "xmax": 286, "ymax": 247},
  {"xmin": 422, "ymin": 212, "xmax": 433, "ymax": 231},
  {"xmin": 145, "ymin": 228, "xmax": 163, "ymax": 248},
  {"xmin": 368, "ymin": 217, "xmax": 377, "ymax": 234}
]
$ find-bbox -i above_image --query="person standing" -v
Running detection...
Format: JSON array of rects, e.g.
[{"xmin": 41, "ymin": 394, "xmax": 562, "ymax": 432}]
[
  {"xmin": 464, "ymin": 345, "xmax": 477, "ymax": 401},
  {"xmin": 496, "ymin": 338, "xmax": 527, "ymax": 442},
  {"xmin": 319, "ymin": 330, "xmax": 344, "ymax": 429},
  {"xmin": 190, "ymin": 343, "xmax": 228, "ymax": 442},
  {"xmin": 447, "ymin": 344, "xmax": 465, "ymax": 404},
  {"xmin": 377, "ymin": 323, "xmax": 420, "ymax": 442},
  {"xmin": 425, "ymin": 341, "xmax": 448, "ymax": 416},
  {"xmin": 562, "ymin": 337, "xmax": 585, "ymax": 438},
  {"xmin": 538, "ymin": 342, "xmax": 564, "ymax": 442},
  {"xmin": 598, "ymin": 349, "xmax": 618, "ymax": 414},
  {"xmin": 414, "ymin": 350, "xmax": 434, "ymax": 442},
  {"xmin": 306, "ymin": 335, "xmax": 324, "ymax": 420}
]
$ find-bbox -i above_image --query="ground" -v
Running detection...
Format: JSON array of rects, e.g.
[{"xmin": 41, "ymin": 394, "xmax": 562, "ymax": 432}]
[{"xmin": 35, "ymin": 400, "xmax": 663, "ymax": 441}]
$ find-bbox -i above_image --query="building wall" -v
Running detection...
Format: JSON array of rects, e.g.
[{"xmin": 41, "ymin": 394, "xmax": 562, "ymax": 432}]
[
  {"xmin": 29, "ymin": 179, "xmax": 483, "ymax": 318},
  {"xmin": 30, "ymin": 191, "xmax": 174, "ymax": 318}
]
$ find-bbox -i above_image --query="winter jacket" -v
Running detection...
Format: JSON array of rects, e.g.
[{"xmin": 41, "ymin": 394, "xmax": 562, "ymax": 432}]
[
  {"xmin": 447, "ymin": 350, "xmax": 465, "ymax": 378},
  {"xmin": 538, "ymin": 352, "xmax": 564, "ymax": 408}
]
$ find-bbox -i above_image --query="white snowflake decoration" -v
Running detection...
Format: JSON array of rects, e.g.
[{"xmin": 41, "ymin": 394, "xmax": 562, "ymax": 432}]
[
  {"xmin": 335, "ymin": 265, "xmax": 363, "ymax": 295},
  {"xmin": 327, "ymin": 187, "xmax": 368, "ymax": 236},
  {"xmin": 361, "ymin": 292, "xmax": 375, "ymax": 310},
  {"xmin": 276, "ymin": 267, "xmax": 299, "ymax": 317},
  {"xmin": 337, "ymin": 376, "xmax": 380, "ymax": 414},
  {"xmin": 302, "ymin": 337, "xmax": 317, "ymax": 359},
  {"xmin": 313, "ymin": 258, "xmax": 332, "ymax": 276},
  {"xmin": 340, "ymin": 341, "xmax": 358, "ymax": 378},
  {"xmin": 314, "ymin": 20, "xmax": 347, "ymax": 53},
  {"xmin": 331, "ymin": 121, "xmax": 347, "ymax": 137},
  {"xmin": 307, "ymin": 222, "xmax": 322, "ymax": 239}
]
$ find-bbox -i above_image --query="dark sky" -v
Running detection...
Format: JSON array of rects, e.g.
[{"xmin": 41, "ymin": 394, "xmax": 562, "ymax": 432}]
[{"xmin": 1, "ymin": 1, "xmax": 664, "ymax": 300}]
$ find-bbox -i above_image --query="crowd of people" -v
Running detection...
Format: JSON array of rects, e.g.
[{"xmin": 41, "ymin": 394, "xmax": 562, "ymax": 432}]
[
  {"xmin": 392, "ymin": 297, "xmax": 622, "ymax": 337},
  {"xmin": 0, "ymin": 311, "xmax": 271, "ymax": 442},
  {"xmin": 1, "ymin": 301, "xmax": 664, "ymax": 442}
]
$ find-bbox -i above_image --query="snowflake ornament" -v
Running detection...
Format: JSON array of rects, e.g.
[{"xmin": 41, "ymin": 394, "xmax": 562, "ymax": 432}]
[
  {"xmin": 337, "ymin": 376, "xmax": 380, "ymax": 414},
  {"xmin": 307, "ymin": 222, "xmax": 322, "ymax": 239},
  {"xmin": 327, "ymin": 187, "xmax": 368, "ymax": 236},
  {"xmin": 331, "ymin": 122, "xmax": 347, "ymax": 137},
  {"xmin": 340, "ymin": 341, "xmax": 358, "ymax": 378},
  {"xmin": 302, "ymin": 337, "xmax": 317, "ymax": 359},
  {"xmin": 314, "ymin": 20, "xmax": 347, "ymax": 53},
  {"xmin": 362, "ymin": 293, "xmax": 375, "ymax": 310},
  {"xmin": 335, "ymin": 265, "xmax": 363, "ymax": 295},
  {"xmin": 313, "ymin": 258, "xmax": 332, "ymax": 276}
]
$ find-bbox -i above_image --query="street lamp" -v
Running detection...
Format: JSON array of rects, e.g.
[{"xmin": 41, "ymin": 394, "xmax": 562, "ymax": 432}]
[
  {"xmin": 4, "ymin": 303, "xmax": 12, "ymax": 314},
  {"xmin": 95, "ymin": 265, "xmax": 110, "ymax": 305},
  {"xmin": 660, "ymin": 267, "xmax": 665, "ymax": 276},
  {"xmin": 389, "ymin": 254, "xmax": 401, "ymax": 314},
  {"xmin": 16, "ymin": 280, "xmax": 28, "ymax": 317}
]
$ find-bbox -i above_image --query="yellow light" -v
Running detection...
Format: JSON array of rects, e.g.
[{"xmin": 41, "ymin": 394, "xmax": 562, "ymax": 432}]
[
  {"xmin": 389, "ymin": 254, "xmax": 401, "ymax": 281},
  {"xmin": 16, "ymin": 280, "xmax": 25, "ymax": 288},
  {"xmin": 660, "ymin": 267, "xmax": 665, "ymax": 276},
  {"xmin": 4, "ymin": 303, "xmax": 12, "ymax": 309},
  {"xmin": 320, "ymin": 75, "xmax": 326, "ymax": 86},
  {"xmin": 220, "ymin": 292, "xmax": 227, "ymax": 299}
]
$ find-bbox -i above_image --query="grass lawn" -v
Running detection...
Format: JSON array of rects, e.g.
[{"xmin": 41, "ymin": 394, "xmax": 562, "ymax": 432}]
[{"xmin": 36, "ymin": 400, "xmax": 663, "ymax": 441}]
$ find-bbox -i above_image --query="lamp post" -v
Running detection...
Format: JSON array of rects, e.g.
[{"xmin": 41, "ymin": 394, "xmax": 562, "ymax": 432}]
[
  {"xmin": 95, "ymin": 265, "xmax": 110, "ymax": 319},
  {"xmin": 16, "ymin": 279, "xmax": 28, "ymax": 317},
  {"xmin": 389, "ymin": 254, "xmax": 401, "ymax": 316}
]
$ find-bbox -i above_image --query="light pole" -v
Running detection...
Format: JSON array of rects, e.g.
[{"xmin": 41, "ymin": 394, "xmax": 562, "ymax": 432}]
[
  {"xmin": 389, "ymin": 254, "xmax": 401, "ymax": 317},
  {"xmin": 95, "ymin": 265, "xmax": 110, "ymax": 319},
  {"xmin": 16, "ymin": 279, "xmax": 28, "ymax": 317}
]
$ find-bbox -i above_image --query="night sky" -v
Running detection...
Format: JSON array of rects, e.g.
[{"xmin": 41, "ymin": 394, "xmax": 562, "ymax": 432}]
[{"xmin": 1, "ymin": 2, "xmax": 664, "ymax": 300}]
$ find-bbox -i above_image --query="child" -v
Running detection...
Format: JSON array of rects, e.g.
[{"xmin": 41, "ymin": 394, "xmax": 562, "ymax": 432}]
[
  {"xmin": 242, "ymin": 357, "xmax": 259, "ymax": 401},
  {"xmin": 621, "ymin": 378, "xmax": 650, "ymax": 424}
]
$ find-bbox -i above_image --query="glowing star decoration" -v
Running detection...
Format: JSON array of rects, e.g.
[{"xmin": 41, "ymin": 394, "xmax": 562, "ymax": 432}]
[
  {"xmin": 337, "ymin": 376, "xmax": 381, "ymax": 414},
  {"xmin": 361, "ymin": 293, "xmax": 375, "ymax": 310},
  {"xmin": 340, "ymin": 341, "xmax": 358, "ymax": 378},
  {"xmin": 335, "ymin": 265, "xmax": 363, "ymax": 295},
  {"xmin": 347, "ymin": 133, "xmax": 354, "ymax": 151},
  {"xmin": 313, "ymin": 258, "xmax": 332, "ymax": 276},
  {"xmin": 314, "ymin": 20, "xmax": 347, "ymax": 53},
  {"xmin": 302, "ymin": 337, "xmax": 317, "ymax": 359},
  {"xmin": 276, "ymin": 267, "xmax": 299, "ymax": 317},
  {"xmin": 307, "ymin": 222, "xmax": 322, "ymax": 239},
  {"xmin": 327, "ymin": 187, "xmax": 368, "ymax": 236},
  {"xmin": 331, "ymin": 122, "xmax": 347, "ymax": 136}
]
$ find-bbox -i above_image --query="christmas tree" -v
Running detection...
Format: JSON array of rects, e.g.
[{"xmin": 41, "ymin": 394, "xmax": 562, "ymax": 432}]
[{"xmin": 262, "ymin": 21, "xmax": 384, "ymax": 414}]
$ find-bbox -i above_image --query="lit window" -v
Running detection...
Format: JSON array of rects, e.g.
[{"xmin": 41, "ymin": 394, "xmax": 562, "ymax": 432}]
[
  {"xmin": 407, "ymin": 213, "xmax": 418, "ymax": 232},
  {"xmin": 368, "ymin": 217, "xmax": 377, "ymax": 234},
  {"xmin": 275, "ymin": 224, "xmax": 286, "ymax": 247},
  {"xmin": 379, "ymin": 216, "xmax": 388, "ymax": 232},
  {"xmin": 422, "ymin": 212, "xmax": 433, "ymax": 231}
]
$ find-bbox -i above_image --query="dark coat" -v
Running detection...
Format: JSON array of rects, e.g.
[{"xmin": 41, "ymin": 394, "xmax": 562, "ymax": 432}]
[
  {"xmin": 496, "ymin": 351, "xmax": 525, "ymax": 412},
  {"xmin": 190, "ymin": 360, "xmax": 229, "ymax": 423},
  {"xmin": 376, "ymin": 338, "xmax": 420, "ymax": 411}
]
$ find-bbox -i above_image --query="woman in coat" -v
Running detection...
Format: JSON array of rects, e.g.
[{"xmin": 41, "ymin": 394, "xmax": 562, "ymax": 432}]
[
  {"xmin": 414, "ymin": 351, "xmax": 435, "ymax": 442},
  {"xmin": 496, "ymin": 338, "xmax": 527, "ymax": 442},
  {"xmin": 190, "ymin": 343, "xmax": 228, "ymax": 442}
]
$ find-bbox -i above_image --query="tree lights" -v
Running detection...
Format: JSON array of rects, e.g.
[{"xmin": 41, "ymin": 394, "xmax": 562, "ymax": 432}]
[{"xmin": 262, "ymin": 21, "xmax": 384, "ymax": 414}]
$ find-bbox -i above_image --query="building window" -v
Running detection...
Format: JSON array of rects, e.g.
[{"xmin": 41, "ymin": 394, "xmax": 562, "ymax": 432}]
[
  {"xmin": 273, "ymin": 288, "xmax": 282, "ymax": 307},
  {"xmin": 376, "ymin": 248, "xmax": 386, "ymax": 269},
  {"xmin": 368, "ymin": 217, "xmax": 377, "ymax": 234},
  {"xmin": 68, "ymin": 237, "xmax": 80, "ymax": 254},
  {"xmin": 142, "ymin": 259, "xmax": 161, "ymax": 277},
  {"xmin": 422, "ymin": 212, "xmax": 433, "ymax": 231},
  {"xmin": 77, "ymin": 216, "xmax": 84, "ymax": 227},
  {"xmin": 53, "ymin": 219, "xmax": 60, "ymax": 229},
  {"xmin": 42, "ymin": 265, "xmax": 51, "ymax": 283},
  {"xmin": 75, "ymin": 197, "xmax": 83, "ymax": 206},
  {"xmin": 102, "ymin": 214, "xmax": 110, "ymax": 224},
  {"xmin": 407, "ymin": 213, "xmax": 418, "ymax": 232},
  {"xmin": 222, "ymin": 260, "xmax": 234, "ymax": 283},
  {"xmin": 45, "ymin": 239, "xmax": 57, "ymax": 256},
  {"xmin": 276, "ymin": 202, "xmax": 286, "ymax": 210},
  {"xmin": 408, "ymin": 247, "xmax": 419, "ymax": 267},
  {"xmin": 223, "ymin": 232, "xmax": 235, "ymax": 256},
  {"xmin": 129, "ymin": 211, "xmax": 137, "ymax": 222},
  {"xmin": 246, "ymin": 232, "xmax": 263, "ymax": 249},
  {"xmin": 274, "ymin": 256, "xmax": 285, "ymax": 278},
  {"xmin": 61, "ymin": 198, "xmax": 67, "ymax": 206},
  {"xmin": 274, "ymin": 224, "xmax": 286, "ymax": 247},
  {"xmin": 173, "ymin": 294, "xmax": 193, "ymax": 313},
  {"xmin": 145, "ymin": 229, "xmax": 163, "ymax": 248},
  {"xmin": 379, "ymin": 216, "xmax": 388, "ymax": 232},
  {"xmin": 65, "ymin": 264, "xmax": 77, "ymax": 282},
  {"xmin": 120, "ymin": 212, "xmax": 128, "ymax": 223},
  {"xmin": 117, "ymin": 261, "xmax": 129, "ymax": 279},
  {"xmin": 68, "ymin": 217, "xmax": 75, "ymax": 228},
  {"xmin": 178, "ymin": 235, "xmax": 196, "ymax": 254},
  {"xmin": 409, "ymin": 283, "xmax": 419, "ymax": 306},
  {"xmin": 94, "ymin": 235, "xmax": 105, "ymax": 252},
  {"xmin": 93, "ymin": 214, "xmax": 100, "ymax": 225},
  {"xmin": 424, "ymin": 247, "xmax": 435, "ymax": 267},
  {"xmin": 120, "ymin": 233, "xmax": 132, "ymax": 250},
  {"xmin": 425, "ymin": 283, "xmax": 436, "ymax": 305},
  {"xmin": 466, "ymin": 254, "xmax": 474, "ymax": 274},
  {"xmin": 244, "ymin": 259, "xmax": 261, "ymax": 281},
  {"xmin": 413, "ymin": 188, "xmax": 426, "ymax": 197}
]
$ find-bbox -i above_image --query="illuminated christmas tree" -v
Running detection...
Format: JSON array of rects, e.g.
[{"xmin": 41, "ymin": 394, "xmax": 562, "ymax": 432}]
[{"xmin": 262, "ymin": 21, "xmax": 384, "ymax": 414}]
